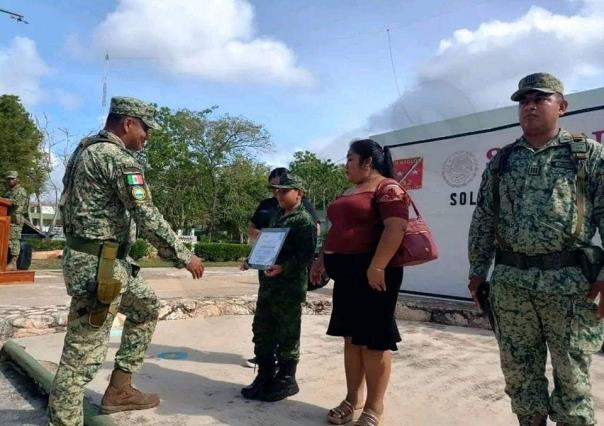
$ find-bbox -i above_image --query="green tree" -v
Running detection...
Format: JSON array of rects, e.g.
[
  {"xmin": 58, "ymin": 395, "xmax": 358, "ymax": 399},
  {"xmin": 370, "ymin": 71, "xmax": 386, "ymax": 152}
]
[
  {"xmin": 288, "ymin": 151, "xmax": 349, "ymax": 210},
  {"xmin": 0, "ymin": 95, "xmax": 45, "ymax": 196},
  {"xmin": 143, "ymin": 107, "xmax": 212, "ymax": 231},
  {"xmin": 193, "ymin": 113, "xmax": 271, "ymax": 239},
  {"xmin": 145, "ymin": 107, "xmax": 272, "ymax": 239},
  {"xmin": 218, "ymin": 157, "xmax": 269, "ymax": 242}
]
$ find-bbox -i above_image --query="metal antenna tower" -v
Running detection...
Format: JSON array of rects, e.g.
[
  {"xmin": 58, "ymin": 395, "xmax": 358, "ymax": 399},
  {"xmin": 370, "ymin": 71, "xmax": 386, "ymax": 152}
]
[{"xmin": 102, "ymin": 52, "xmax": 109, "ymax": 109}]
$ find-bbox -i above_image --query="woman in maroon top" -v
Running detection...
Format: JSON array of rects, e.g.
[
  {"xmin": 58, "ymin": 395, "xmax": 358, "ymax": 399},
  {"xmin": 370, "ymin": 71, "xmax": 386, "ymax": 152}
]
[{"xmin": 310, "ymin": 139, "xmax": 409, "ymax": 426}]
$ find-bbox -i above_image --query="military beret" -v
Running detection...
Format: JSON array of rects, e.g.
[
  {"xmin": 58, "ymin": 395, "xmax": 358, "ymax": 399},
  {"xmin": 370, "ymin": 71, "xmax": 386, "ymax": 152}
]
[
  {"xmin": 511, "ymin": 72, "xmax": 564, "ymax": 102},
  {"xmin": 109, "ymin": 96, "xmax": 160, "ymax": 130}
]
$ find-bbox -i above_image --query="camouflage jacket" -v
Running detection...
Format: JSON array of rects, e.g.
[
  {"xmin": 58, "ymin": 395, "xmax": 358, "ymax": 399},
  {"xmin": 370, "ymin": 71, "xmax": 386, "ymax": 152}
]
[
  {"xmin": 258, "ymin": 203, "xmax": 317, "ymax": 303},
  {"xmin": 3, "ymin": 184, "xmax": 27, "ymax": 225},
  {"xmin": 60, "ymin": 130, "xmax": 192, "ymax": 267},
  {"xmin": 468, "ymin": 129, "xmax": 604, "ymax": 294}
]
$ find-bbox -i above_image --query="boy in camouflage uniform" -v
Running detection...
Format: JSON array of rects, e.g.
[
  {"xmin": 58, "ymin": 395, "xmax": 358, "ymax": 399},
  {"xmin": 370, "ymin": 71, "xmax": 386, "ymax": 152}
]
[
  {"xmin": 468, "ymin": 73, "xmax": 604, "ymax": 426},
  {"xmin": 47, "ymin": 97, "xmax": 205, "ymax": 426},
  {"xmin": 241, "ymin": 173, "xmax": 317, "ymax": 402},
  {"xmin": 3, "ymin": 171, "xmax": 27, "ymax": 270}
]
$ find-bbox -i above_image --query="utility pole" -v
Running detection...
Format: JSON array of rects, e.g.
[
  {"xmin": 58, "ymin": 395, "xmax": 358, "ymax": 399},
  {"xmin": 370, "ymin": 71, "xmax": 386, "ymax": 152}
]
[{"xmin": 0, "ymin": 8, "xmax": 28, "ymax": 24}]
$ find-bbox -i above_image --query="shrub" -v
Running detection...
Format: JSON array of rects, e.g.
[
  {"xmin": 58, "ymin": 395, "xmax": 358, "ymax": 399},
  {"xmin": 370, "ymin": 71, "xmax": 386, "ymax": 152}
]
[
  {"xmin": 130, "ymin": 239, "xmax": 150, "ymax": 260},
  {"xmin": 194, "ymin": 242, "xmax": 250, "ymax": 262},
  {"xmin": 28, "ymin": 238, "xmax": 65, "ymax": 251}
]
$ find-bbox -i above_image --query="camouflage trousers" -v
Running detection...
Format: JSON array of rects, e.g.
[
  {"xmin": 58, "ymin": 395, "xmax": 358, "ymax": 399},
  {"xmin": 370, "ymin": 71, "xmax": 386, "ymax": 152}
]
[
  {"xmin": 252, "ymin": 295, "xmax": 302, "ymax": 362},
  {"xmin": 7, "ymin": 224, "xmax": 22, "ymax": 259},
  {"xmin": 490, "ymin": 281, "xmax": 604, "ymax": 425},
  {"xmin": 47, "ymin": 274, "xmax": 160, "ymax": 426}
]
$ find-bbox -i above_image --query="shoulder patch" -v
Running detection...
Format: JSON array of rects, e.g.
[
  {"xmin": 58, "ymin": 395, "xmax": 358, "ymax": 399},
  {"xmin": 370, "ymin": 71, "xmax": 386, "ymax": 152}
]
[
  {"xmin": 131, "ymin": 186, "xmax": 147, "ymax": 201},
  {"xmin": 124, "ymin": 170, "xmax": 145, "ymax": 186}
]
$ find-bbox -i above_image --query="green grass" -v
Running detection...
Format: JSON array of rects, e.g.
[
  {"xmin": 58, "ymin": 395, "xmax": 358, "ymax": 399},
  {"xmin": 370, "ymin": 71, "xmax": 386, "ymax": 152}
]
[{"xmin": 30, "ymin": 258, "xmax": 241, "ymax": 270}]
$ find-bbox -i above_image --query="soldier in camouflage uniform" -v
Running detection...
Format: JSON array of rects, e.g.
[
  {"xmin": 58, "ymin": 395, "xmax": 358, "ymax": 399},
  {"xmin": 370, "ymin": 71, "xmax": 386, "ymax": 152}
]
[
  {"xmin": 3, "ymin": 171, "xmax": 27, "ymax": 270},
  {"xmin": 241, "ymin": 173, "xmax": 317, "ymax": 402},
  {"xmin": 468, "ymin": 73, "xmax": 604, "ymax": 426},
  {"xmin": 47, "ymin": 97, "xmax": 205, "ymax": 426}
]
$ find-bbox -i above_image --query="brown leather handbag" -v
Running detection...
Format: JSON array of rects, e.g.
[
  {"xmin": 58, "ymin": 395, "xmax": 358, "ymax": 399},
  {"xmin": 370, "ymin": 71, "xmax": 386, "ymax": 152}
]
[
  {"xmin": 376, "ymin": 179, "xmax": 439, "ymax": 267},
  {"xmin": 399, "ymin": 197, "xmax": 439, "ymax": 266}
]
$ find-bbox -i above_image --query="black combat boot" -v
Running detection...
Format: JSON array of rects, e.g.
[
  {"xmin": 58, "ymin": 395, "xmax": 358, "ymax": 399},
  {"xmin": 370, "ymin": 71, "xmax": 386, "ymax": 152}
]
[
  {"xmin": 259, "ymin": 359, "xmax": 299, "ymax": 402},
  {"xmin": 517, "ymin": 414, "xmax": 547, "ymax": 426},
  {"xmin": 241, "ymin": 356, "xmax": 277, "ymax": 400}
]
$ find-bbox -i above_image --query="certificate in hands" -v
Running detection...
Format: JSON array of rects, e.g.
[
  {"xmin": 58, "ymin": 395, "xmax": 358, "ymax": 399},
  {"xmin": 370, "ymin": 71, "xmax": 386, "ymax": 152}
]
[{"xmin": 248, "ymin": 228, "xmax": 290, "ymax": 270}]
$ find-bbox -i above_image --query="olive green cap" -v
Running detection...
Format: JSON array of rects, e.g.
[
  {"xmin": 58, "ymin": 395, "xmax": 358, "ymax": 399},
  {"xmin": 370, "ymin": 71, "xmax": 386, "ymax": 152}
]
[
  {"xmin": 5, "ymin": 171, "xmax": 18, "ymax": 179},
  {"xmin": 269, "ymin": 173, "xmax": 306, "ymax": 192},
  {"xmin": 511, "ymin": 72, "xmax": 564, "ymax": 101},
  {"xmin": 109, "ymin": 96, "xmax": 160, "ymax": 130}
]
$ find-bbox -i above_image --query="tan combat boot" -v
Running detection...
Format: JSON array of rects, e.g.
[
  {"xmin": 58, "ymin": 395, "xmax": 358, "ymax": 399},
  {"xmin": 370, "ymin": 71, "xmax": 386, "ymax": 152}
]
[
  {"xmin": 100, "ymin": 368, "xmax": 160, "ymax": 414},
  {"xmin": 6, "ymin": 257, "xmax": 17, "ymax": 271}
]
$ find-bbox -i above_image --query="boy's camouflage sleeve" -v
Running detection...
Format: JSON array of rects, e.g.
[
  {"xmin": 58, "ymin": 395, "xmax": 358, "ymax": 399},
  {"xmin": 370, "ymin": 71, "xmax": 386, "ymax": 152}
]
[
  {"xmin": 116, "ymin": 164, "xmax": 192, "ymax": 267},
  {"xmin": 468, "ymin": 162, "xmax": 496, "ymax": 279},
  {"xmin": 280, "ymin": 221, "xmax": 316, "ymax": 277}
]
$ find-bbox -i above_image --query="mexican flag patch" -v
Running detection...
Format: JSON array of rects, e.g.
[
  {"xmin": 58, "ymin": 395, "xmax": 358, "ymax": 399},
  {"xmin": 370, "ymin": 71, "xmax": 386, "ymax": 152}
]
[{"xmin": 126, "ymin": 174, "xmax": 144, "ymax": 186}]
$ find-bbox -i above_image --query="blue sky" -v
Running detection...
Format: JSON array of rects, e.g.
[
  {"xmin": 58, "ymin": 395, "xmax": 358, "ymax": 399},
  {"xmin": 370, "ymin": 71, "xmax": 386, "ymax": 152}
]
[{"xmin": 1, "ymin": 0, "xmax": 603, "ymax": 170}]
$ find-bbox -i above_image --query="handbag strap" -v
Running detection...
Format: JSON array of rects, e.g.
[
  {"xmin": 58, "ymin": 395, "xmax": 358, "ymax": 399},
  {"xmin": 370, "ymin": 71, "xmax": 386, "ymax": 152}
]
[{"xmin": 374, "ymin": 178, "xmax": 420, "ymax": 219}]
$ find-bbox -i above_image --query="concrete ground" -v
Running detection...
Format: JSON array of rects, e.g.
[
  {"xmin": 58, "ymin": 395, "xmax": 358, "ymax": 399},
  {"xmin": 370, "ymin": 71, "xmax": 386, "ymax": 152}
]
[
  {"xmin": 11, "ymin": 315, "xmax": 604, "ymax": 425},
  {"xmin": 3, "ymin": 269, "xmax": 603, "ymax": 425},
  {"xmin": 0, "ymin": 362, "xmax": 47, "ymax": 425},
  {"xmin": 1, "ymin": 267, "xmax": 335, "ymax": 308}
]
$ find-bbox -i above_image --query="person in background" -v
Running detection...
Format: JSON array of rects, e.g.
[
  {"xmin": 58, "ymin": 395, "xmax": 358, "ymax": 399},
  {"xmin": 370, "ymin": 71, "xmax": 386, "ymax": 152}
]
[
  {"xmin": 241, "ymin": 173, "xmax": 316, "ymax": 402},
  {"xmin": 248, "ymin": 167, "xmax": 320, "ymax": 240},
  {"xmin": 3, "ymin": 170, "xmax": 27, "ymax": 270},
  {"xmin": 310, "ymin": 139, "xmax": 409, "ymax": 426}
]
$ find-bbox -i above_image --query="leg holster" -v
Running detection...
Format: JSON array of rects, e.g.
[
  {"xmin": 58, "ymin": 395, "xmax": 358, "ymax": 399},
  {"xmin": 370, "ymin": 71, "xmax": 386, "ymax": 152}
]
[{"xmin": 89, "ymin": 241, "xmax": 122, "ymax": 327}]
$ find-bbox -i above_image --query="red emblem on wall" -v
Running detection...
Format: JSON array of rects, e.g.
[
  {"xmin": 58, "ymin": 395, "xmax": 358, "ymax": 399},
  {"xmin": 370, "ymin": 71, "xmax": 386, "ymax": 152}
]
[{"xmin": 393, "ymin": 157, "xmax": 423, "ymax": 190}]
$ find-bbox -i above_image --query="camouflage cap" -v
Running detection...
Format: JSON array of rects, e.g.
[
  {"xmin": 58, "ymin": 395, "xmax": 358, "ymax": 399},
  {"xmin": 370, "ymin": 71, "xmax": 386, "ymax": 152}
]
[
  {"xmin": 511, "ymin": 72, "xmax": 564, "ymax": 101},
  {"xmin": 5, "ymin": 171, "xmax": 18, "ymax": 179},
  {"xmin": 109, "ymin": 96, "xmax": 160, "ymax": 130},
  {"xmin": 269, "ymin": 173, "xmax": 306, "ymax": 192}
]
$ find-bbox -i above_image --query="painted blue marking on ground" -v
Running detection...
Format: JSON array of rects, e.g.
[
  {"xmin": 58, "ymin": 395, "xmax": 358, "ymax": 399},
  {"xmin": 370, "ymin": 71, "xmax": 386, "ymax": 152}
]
[{"xmin": 157, "ymin": 351, "xmax": 188, "ymax": 360}]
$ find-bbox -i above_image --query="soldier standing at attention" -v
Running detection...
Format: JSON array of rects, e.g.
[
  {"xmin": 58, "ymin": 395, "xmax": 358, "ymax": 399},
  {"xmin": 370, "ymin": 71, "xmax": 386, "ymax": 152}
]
[
  {"xmin": 468, "ymin": 73, "xmax": 604, "ymax": 426},
  {"xmin": 47, "ymin": 97, "xmax": 205, "ymax": 426},
  {"xmin": 3, "ymin": 171, "xmax": 27, "ymax": 270}
]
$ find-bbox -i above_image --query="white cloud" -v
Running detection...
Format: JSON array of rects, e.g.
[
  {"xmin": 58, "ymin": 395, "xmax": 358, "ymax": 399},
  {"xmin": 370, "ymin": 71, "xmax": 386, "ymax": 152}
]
[
  {"xmin": 0, "ymin": 37, "xmax": 50, "ymax": 105},
  {"xmin": 90, "ymin": 0, "xmax": 314, "ymax": 87},
  {"xmin": 365, "ymin": 2, "xmax": 604, "ymax": 133},
  {"xmin": 53, "ymin": 89, "xmax": 82, "ymax": 111},
  {"xmin": 312, "ymin": 131, "xmax": 363, "ymax": 163}
]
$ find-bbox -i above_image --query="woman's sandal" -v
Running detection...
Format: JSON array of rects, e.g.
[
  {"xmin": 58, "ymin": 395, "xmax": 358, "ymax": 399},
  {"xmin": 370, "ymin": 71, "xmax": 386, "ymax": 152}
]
[
  {"xmin": 327, "ymin": 400, "xmax": 362, "ymax": 424},
  {"xmin": 353, "ymin": 408, "xmax": 382, "ymax": 426}
]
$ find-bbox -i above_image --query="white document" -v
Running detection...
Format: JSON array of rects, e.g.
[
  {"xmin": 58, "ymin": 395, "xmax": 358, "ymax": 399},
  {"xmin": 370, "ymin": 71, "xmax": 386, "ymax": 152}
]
[{"xmin": 248, "ymin": 228, "xmax": 290, "ymax": 270}]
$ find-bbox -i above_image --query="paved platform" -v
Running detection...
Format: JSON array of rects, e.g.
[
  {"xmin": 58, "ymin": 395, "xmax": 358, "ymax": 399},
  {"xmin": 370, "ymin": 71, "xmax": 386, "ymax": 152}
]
[
  {"xmin": 11, "ymin": 315, "xmax": 604, "ymax": 425},
  {"xmin": 0, "ymin": 267, "xmax": 266, "ymax": 308}
]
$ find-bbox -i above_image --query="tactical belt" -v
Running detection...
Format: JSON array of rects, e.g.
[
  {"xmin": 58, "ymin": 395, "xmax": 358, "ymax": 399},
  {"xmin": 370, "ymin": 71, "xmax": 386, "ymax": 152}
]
[
  {"xmin": 495, "ymin": 249, "xmax": 581, "ymax": 270},
  {"xmin": 65, "ymin": 234, "xmax": 130, "ymax": 259}
]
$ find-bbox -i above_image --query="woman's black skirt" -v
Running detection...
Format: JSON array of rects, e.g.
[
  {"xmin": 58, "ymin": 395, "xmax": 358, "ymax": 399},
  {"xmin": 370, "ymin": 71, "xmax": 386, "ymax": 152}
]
[{"xmin": 324, "ymin": 252, "xmax": 403, "ymax": 351}]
